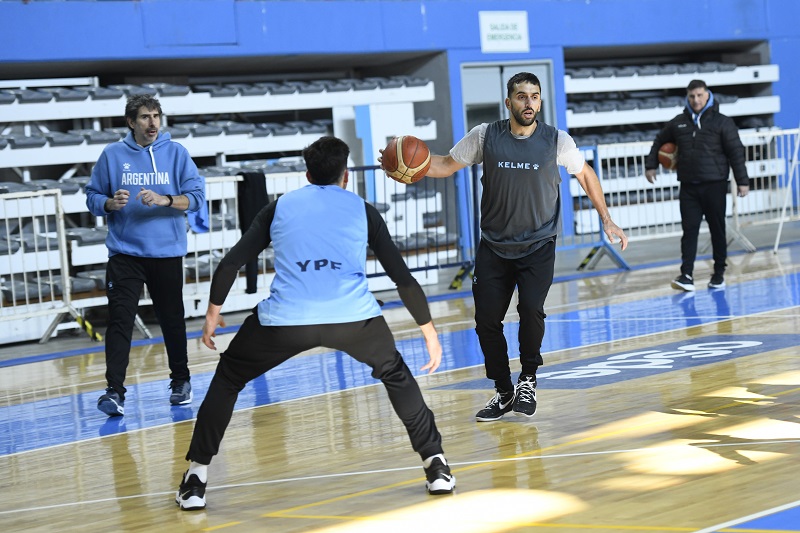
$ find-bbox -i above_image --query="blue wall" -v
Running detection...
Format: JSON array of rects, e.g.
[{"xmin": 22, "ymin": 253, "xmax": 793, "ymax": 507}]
[
  {"xmin": 0, "ymin": 1, "xmax": 779, "ymax": 59},
  {"xmin": 2, "ymin": 0, "xmax": 799, "ymax": 131}
]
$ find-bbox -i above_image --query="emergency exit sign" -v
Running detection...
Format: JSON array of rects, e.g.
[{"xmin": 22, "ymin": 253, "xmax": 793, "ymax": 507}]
[{"xmin": 479, "ymin": 11, "xmax": 530, "ymax": 53}]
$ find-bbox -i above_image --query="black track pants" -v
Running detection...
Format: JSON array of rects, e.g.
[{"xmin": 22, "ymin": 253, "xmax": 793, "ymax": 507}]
[
  {"xmin": 472, "ymin": 240, "xmax": 556, "ymax": 381},
  {"xmin": 186, "ymin": 314, "xmax": 444, "ymax": 464}
]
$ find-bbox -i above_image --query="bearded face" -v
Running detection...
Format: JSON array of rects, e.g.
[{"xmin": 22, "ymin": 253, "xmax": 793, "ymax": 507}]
[
  {"xmin": 506, "ymin": 81, "xmax": 541, "ymax": 128},
  {"xmin": 510, "ymin": 103, "xmax": 537, "ymax": 126}
]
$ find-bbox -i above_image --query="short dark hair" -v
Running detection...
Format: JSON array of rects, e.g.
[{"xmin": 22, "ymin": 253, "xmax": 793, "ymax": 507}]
[
  {"xmin": 302, "ymin": 136, "xmax": 350, "ymax": 185},
  {"xmin": 687, "ymin": 79, "xmax": 708, "ymax": 92},
  {"xmin": 125, "ymin": 94, "xmax": 162, "ymax": 131},
  {"xmin": 507, "ymin": 72, "xmax": 541, "ymax": 98}
]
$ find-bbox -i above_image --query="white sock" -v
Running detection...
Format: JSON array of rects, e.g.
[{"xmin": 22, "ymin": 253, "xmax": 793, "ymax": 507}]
[
  {"xmin": 187, "ymin": 461, "xmax": 208, "ymax": 483},
  {"xmin": 423, "ymin": 454, "xmax": 446, "ymax": 468}
]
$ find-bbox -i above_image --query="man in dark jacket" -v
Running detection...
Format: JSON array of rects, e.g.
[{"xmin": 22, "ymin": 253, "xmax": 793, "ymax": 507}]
[{"xmin": 645, "ymin": 79, "xmax": 749, "ymax": 292}]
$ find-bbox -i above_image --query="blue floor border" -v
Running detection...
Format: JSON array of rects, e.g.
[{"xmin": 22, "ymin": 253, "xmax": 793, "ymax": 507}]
[
  {"xmin": 3, "ymin": 239, "xmax": 798, "ymax": 369},
  {"xmin": 2, "ymin": 269, "xmax": 799, "ymax": 455}
]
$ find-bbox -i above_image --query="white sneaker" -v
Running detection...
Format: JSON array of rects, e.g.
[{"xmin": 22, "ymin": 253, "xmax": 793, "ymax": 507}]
[
  {"xmin": 671, "ymin": 274, "xmax": 695, "ymax": 292},
  {"xmin": 424, "ymin": 457, "xmax": 456, "ymax": 495},
  {"xmin": 176, "ymin": 471, "xmax": 207, "ymax": 511}
]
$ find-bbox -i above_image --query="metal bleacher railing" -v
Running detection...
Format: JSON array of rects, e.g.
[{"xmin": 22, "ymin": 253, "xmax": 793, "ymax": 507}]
[
  {"xmin": 455, "ymin": 160, "xmax": 630, "ymax": 287},
  {"xmin": 0, "ymin": 165, "xmax": 467, "ymax": 344},
  {"xmin": 2, "ymin": 126, "xmax": 797, "ymax": 345},
  {"xmin": 0, "ymin": 189, "xmax": 94, "ymax": 343},
  {"xmin": 452, "ymin": 127, "xmax": 800, "ymax": 279},
  {"xmin": 0, "ymin": 72, "xmax": 441, "ymax": 344},
  {"xmin": 571, "ymin": 127, "xmax": 800, "ymax": 259}
]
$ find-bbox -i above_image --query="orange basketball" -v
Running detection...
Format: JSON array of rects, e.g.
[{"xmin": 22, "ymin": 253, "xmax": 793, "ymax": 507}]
[
  {"xmin": 382, "ymin": 135, "xmax": 431, "ymax": 184},
  {"xmin": 658, "ymin": 142, "xmax": 678, "ymax": 171}
]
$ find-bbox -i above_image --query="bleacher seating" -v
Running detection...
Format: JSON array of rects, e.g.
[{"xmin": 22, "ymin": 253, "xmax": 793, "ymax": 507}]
[
  {"xmin": 40, "ymin": 87, "xmax": 90, "ymax": 101},
  {"xmin": 193, "ymin": 84, "xmax": 239, "ymax": 98},
  {"xmin": 68, "ymin": 129, "xmax": 120, "ymax": 144},
  {"xmin": 76, "ymin": 269, "xmax": 106, "ymax": 290},
  {"xmin": 0, "ymin": 72, "xmax": 450, "ymax": 343},
  {"xmin": 64, "ymin": 227, "xmax": 108, "ymax": 246},
  {"xmin": 142, "ymin": 83, "xmax": 191, "ymax": 97}
]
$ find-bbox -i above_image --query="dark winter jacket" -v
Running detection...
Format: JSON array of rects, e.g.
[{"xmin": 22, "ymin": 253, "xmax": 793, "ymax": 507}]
[{"xmin": 644, "ymin": 92, "xmax": 749, "ymax": 186}]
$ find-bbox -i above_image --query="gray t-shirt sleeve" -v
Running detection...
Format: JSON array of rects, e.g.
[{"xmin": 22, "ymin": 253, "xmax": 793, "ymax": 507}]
[
  {"xmin": 450, "ymin": 123, "xmax": 487, "ymax": 166},
  {"xmin": 450, "ymin": 123, "xmax": 586, "ymax": 174},
  {"xmin": 557, "ymin": 130, "xmax": 586, "ymax": 174}
]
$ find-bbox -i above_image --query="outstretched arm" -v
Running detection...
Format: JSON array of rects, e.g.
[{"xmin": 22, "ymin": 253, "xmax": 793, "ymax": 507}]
[
  {"xmin": 201, "ymin": 203, "xmax": 276, "ymax": 351},
  {"xmin": 366, "ymin": 203, "xmax": 445, "ymax": 373},
  {"xmin": 573, "ymin": 162, "xmax": 629, "ymax": 250},
  {"xmin": 208, "ymin": 202, "xmax": 275, "ymax": 308},
  {"xmin": 377, "ymin": 149, "xmax": 467, "ymax": 179},
  {"xmin": 426, "ymin": 154, "xmax": 468, "ymax": 178}
]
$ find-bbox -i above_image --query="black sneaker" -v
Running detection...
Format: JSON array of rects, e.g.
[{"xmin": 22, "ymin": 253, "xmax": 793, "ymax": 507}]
[
  {"xmin": 670, "ymin": 274, "xmax": 695, "ymax": 292},
  {"xmin": 708, "ymin": 274, "xmax": 725, "ymax": 289},
  {"xmin": 475, "ymin": 389, "xmax": 515, "ymax": 422},
  {"xmin": 97, "ymin": 387, "xmax": 124, "ymax": 417},
  {"xmin": 512, "ymin": 375, "xmax": 537, "ymax": 417},
  {"xmin": 169, "ymin": 380, "xmax": 193, "ymax": 405},
  {"xmin": 175, "ymin": 471, "xmax": 207, "ymax": 511},
  {"xmin": 424, "ymin": 457, "xmax": 456, "ymax": 495}
]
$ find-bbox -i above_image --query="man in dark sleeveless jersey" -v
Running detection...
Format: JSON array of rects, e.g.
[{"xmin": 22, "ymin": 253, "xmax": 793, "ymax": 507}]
[
  {"xmin": 420, "ymin": 72, "xmax": 628, "ymax": 422},
  {"xmin": 176, "ymin": 136, "xmax": 455, "ymax": 511}
]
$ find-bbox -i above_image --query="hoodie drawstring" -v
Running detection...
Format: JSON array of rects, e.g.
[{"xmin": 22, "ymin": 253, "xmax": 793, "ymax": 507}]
[{"xmin": 148, "ymin": 145, "xmax": 158, "ymax": 175}]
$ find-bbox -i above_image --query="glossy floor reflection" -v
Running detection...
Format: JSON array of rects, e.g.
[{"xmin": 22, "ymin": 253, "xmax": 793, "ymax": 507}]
[
  {"xmin": 4, "ymin": 270, "xmax": 799, "ymax": 455},
  {"xmin": 1, "ymin": 247, "xmax": 799, "ymax": 533}
]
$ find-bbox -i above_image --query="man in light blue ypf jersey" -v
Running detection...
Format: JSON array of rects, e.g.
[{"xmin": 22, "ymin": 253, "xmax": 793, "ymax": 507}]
[{"xmin": 176, "ymin": 136, "xmax": 455, "ymax": 511}]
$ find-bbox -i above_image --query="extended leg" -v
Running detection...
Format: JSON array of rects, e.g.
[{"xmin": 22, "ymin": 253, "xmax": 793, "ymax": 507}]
[
  {"xmin": 515, "ymin": 240, "xmax": 555, "ymax": 377},
  {"xmin": 186, "ymin": 315, "xmax": 307, "ymax": 464},
  {"xmin": 146, "ymin": 257, "xmax": 189, "ymax": 383},
  {"xmin": 679, "ymin": 184, "xmax": 703, "ymax": 277},
  {"xmin": 104, "ymin": 254, "xmax": 146, "ymax": 397},
  {"xmin": 324, "ymin": 318, "xmax": 444, "ymax": 461},
  {"xmin": 472, "ymin": 243, "xmax": 517, "ymax": 384}
]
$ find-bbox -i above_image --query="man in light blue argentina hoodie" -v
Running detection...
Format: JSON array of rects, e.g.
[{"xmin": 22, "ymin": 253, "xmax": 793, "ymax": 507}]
[{"xmin": 85, "ymin": 94, "xmax": 206, "ymax": 417}]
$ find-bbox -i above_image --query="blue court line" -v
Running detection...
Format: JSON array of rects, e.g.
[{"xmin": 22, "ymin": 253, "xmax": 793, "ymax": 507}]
[
  {"xmin": 436, "ymin": 333, "xmax": 797, "ymax": 391},
  {"xmin": 710, "ymin": 503, "xmax": 800, "ymax": 532},
  {"xmin": 4, "ymin": 239, "xmax": 796, "ymax": 369},
  {"xmin": 726, "ymin": 505, "xmax": 800, "ymax": 531},
  {"xmin": 1, "ymin": 270, "xmax": 799, "ymax": 456},
  {"xmin": 0, "ymin": 324, "xmax": 242, "ymax": 369}
]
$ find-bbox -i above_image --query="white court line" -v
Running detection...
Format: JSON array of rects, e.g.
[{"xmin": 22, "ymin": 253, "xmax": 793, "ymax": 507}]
[
  {"xmin": 3, "ymin": 438, "xmax": 798, "ymax": 516},
  {"xmin": 4, "ymin": 300, "xmax": 797, "ymax": 453},
  {"xmin": 392, "ymin": 305, "xmax": 800, "ymax": 336},
  {"xmin": 0, "ymin": 381, "xmax": 390, "ymax": 458},
  {"xmin": 3, "ymin": 304, "xmax": 796, "ymax": 457},
  {"xmin": 691, "ymin": 498, "xmax": 800, "ymax": 532},
  {"xmin": 546, "ymin": 313, "xmax": 800, "ymax": 321},
  {"xmin": 11, "ymin": 304, "xmax": 796, "ymax": 398},
  {"xmin": 5, "ymin": 303, "xmax": 796, "ymax": 402}
]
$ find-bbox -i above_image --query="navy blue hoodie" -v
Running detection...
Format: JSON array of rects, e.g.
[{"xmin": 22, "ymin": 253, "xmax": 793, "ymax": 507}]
[{"xmin": 85, "ymin": 131, "xmax": 205, "ymax": 258}]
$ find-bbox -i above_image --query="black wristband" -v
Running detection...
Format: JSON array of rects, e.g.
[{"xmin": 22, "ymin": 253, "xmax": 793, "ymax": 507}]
[{"xmin": 166, "ymin": 194, "xmax": 173, "ymax": 207}]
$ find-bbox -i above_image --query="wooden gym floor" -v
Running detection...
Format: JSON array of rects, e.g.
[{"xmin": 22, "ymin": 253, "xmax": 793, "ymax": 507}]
[{"xmin": 1, "ymin": 243, "xmax": 799, "ymax": 532}]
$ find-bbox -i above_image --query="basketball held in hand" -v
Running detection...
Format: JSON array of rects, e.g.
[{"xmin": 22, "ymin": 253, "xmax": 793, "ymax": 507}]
[
  {"xmin": 382, "ymin": 135, "xmax": 431, "ymax": 184},
  {"xmin": 658, "ymin": 142, "xmax": 678, "ymax": 171}
]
